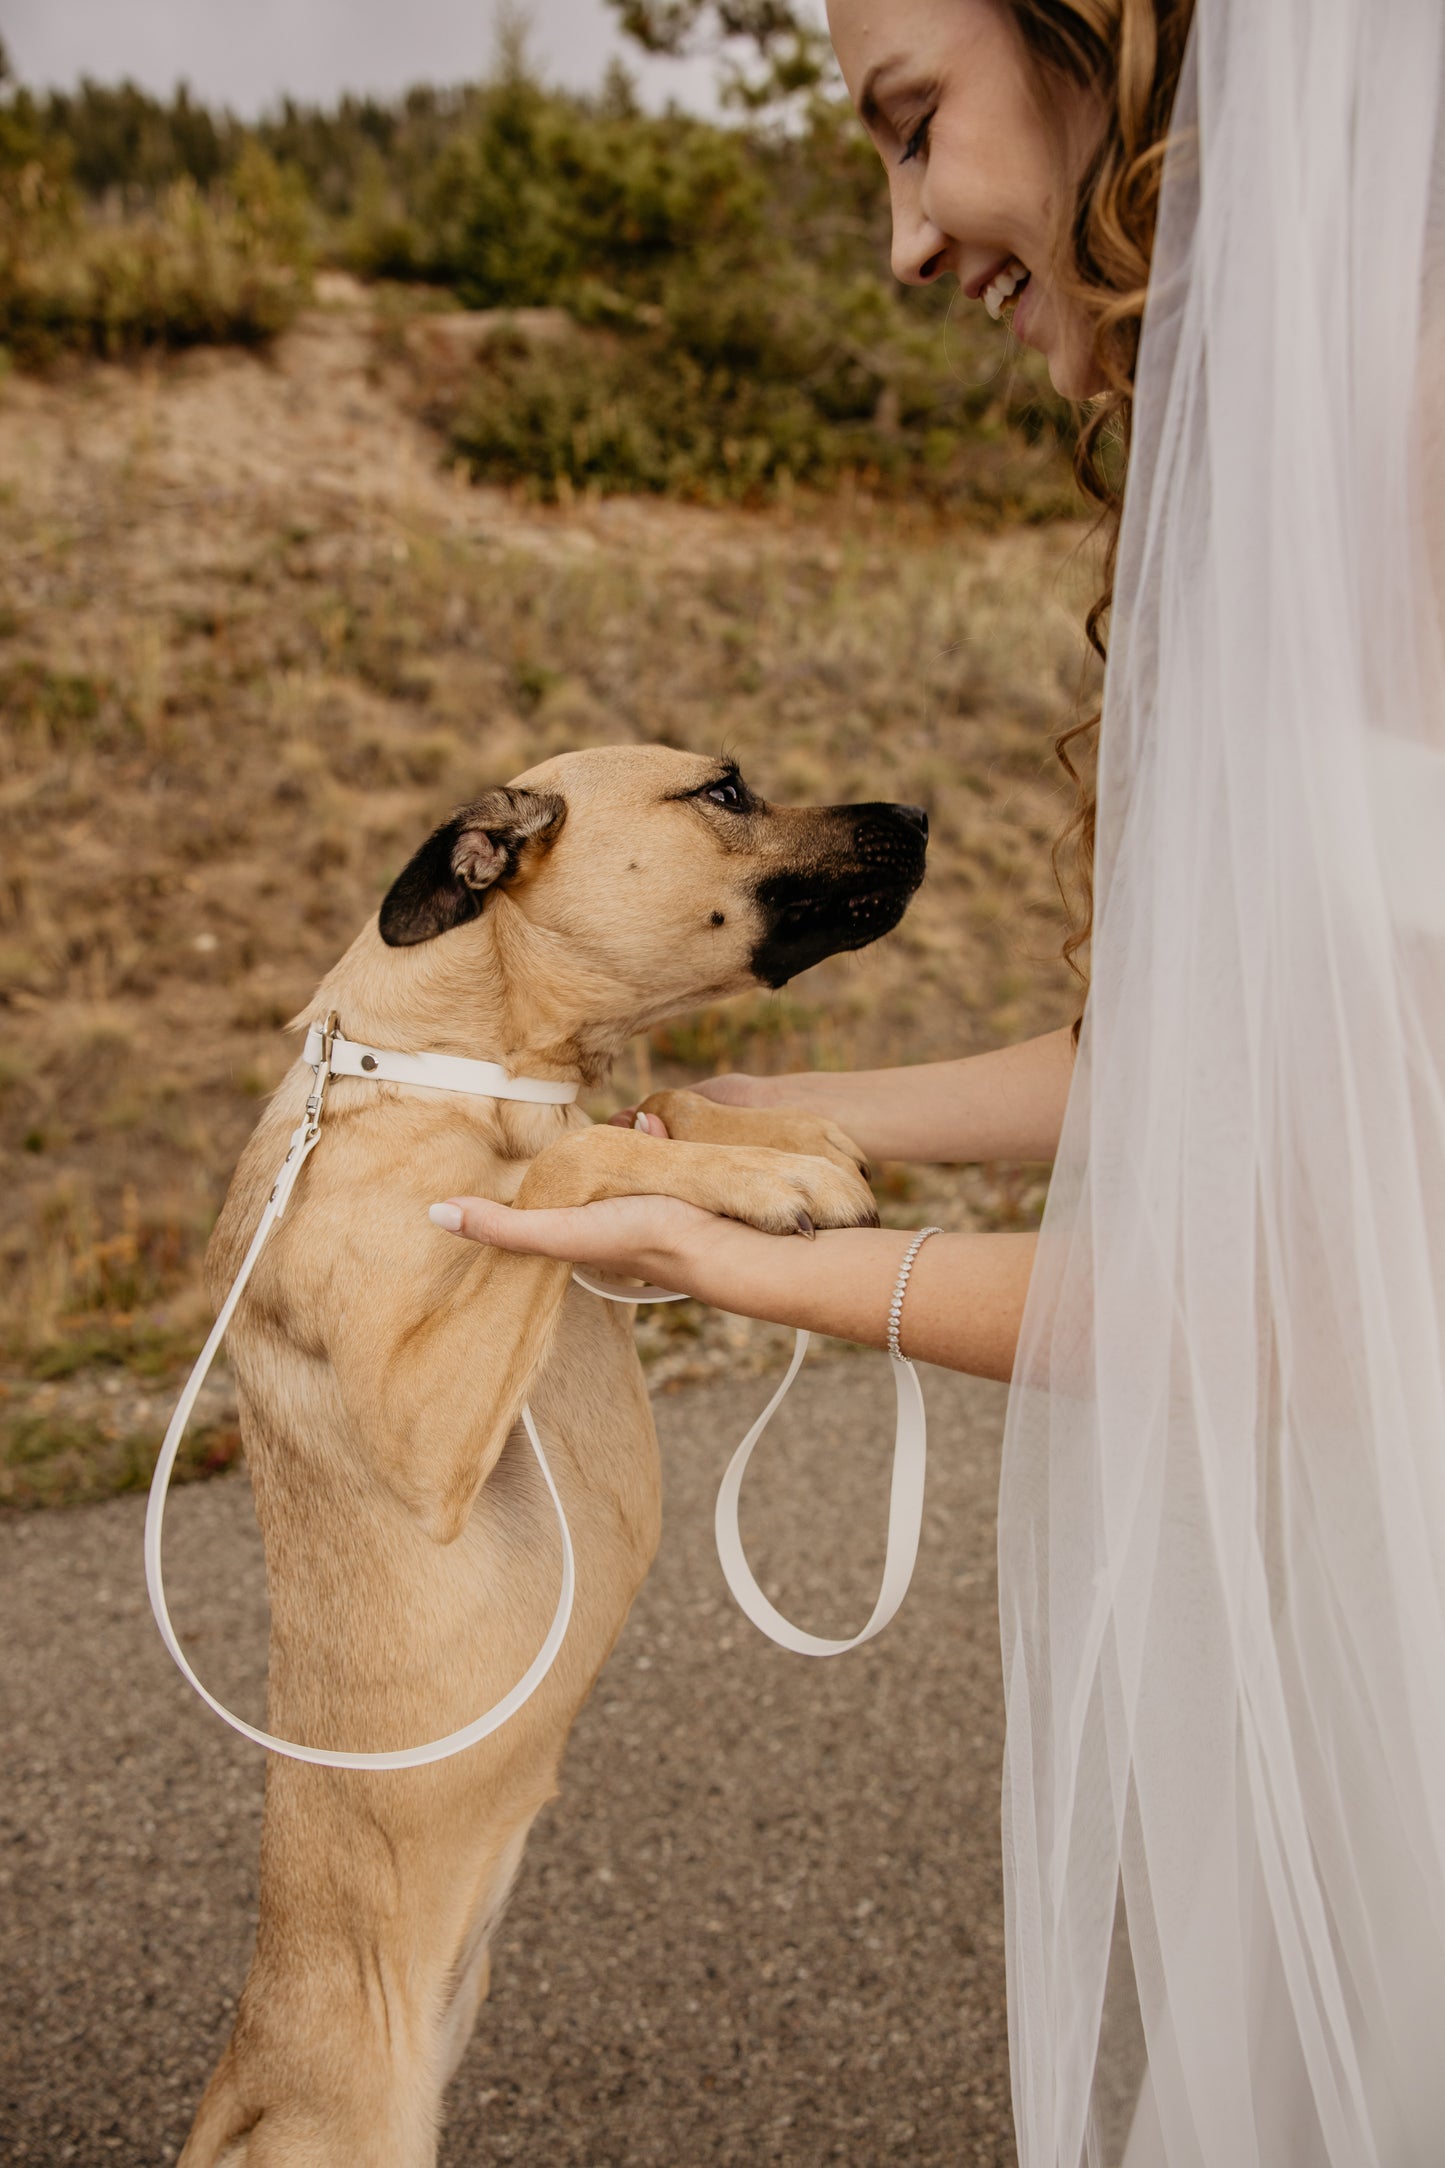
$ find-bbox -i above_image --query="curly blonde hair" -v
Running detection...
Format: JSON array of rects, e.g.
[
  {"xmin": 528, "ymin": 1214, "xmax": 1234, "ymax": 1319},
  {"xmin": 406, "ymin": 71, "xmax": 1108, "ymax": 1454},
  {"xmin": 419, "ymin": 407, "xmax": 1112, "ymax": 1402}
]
[{"xmin": 1008, "ymin": 0, "xmax": 1194, "ymax": 1032}]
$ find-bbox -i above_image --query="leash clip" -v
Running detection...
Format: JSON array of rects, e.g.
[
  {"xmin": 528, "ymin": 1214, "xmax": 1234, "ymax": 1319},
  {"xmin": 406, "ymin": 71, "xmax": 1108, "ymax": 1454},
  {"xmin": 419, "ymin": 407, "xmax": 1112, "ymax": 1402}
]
[
  {"xmin": 301, "ymin": 1009, "xmax": 339, "ymax": 1141},
  {"xmin": 270, "ymin": 1011, "xmax": 340, "ymax": 1216}
]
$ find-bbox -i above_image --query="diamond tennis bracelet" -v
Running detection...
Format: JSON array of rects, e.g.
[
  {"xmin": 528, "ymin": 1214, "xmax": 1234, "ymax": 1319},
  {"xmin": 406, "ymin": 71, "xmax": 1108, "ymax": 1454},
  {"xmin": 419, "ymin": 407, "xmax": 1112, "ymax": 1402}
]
[{"xmin": 887, "ymin": 1226, "xmax": 944, "ymax": 1361}]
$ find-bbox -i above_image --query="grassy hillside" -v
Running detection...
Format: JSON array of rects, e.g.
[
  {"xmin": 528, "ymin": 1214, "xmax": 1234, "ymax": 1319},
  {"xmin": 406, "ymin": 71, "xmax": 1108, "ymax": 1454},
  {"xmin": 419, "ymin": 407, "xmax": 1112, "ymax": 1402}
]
[
  {"xmin": 0, "ymin": 56, "xmax": 1077, "ymax": 517},
  {"xmin": 0, "ymin": 291, "xmax": 1097, "ymax": 1507}
]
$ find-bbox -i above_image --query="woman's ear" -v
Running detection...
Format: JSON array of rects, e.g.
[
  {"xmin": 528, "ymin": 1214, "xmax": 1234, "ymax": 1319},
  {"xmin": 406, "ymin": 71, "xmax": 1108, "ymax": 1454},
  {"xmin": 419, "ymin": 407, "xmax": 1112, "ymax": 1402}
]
[{"xmin": 378, "ymin": 788, "xmax": 566, "ymax": 947}]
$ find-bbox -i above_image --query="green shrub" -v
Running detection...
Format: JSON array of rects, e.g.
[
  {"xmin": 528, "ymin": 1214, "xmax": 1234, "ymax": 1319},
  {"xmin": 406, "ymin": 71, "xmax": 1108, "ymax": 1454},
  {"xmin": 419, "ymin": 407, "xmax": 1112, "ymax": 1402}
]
[
  {"xmin": 0, "ymin": 157, "xmax": 308, "ymax": 364},
  {"xmin": 388, "ymin": 65, "xmax": 1077, "ymax": 514},
  {"xmin": 443, "ymin": 254, "xmax": 1075, "ymax": 517},
  {"xmin": 420, "ymin": 68, "xmax": 770, "ymax": 301}
]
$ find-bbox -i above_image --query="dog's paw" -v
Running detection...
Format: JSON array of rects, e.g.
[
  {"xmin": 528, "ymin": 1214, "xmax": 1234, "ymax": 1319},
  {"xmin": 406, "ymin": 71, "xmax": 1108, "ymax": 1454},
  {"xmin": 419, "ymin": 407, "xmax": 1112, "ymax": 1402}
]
[
  {"xmin": 640, "ymin": 1090, "xmax": 872, "ymax": 1183},
  {"xmin": 691, "ymin": 1144, "xmax": 880, "ymax": 1238},
  {"xmin": 521, "ymin": 1126, "xmax": 875, "ymax": 1231}
]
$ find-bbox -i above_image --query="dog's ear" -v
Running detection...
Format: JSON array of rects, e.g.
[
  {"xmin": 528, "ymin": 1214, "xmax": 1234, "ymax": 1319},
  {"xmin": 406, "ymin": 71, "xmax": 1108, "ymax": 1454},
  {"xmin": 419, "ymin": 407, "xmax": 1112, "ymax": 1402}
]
[{"xmin": 378, "ymin": 788, "xmax": 566, "ymax": 947}]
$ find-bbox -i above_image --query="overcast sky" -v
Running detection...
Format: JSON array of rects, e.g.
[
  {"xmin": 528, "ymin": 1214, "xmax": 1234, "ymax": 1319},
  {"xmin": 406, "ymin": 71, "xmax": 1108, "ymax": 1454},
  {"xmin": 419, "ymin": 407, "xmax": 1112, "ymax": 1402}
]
[{"xmin": 0, "ymin": 0, "xmax": 769, "ymax": 118}]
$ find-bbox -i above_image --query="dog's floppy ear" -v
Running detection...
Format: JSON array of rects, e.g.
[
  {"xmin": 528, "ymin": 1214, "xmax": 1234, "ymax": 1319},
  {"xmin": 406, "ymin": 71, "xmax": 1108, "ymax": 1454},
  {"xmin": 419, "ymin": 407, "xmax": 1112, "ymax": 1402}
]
[{"xmin": 378, "ymin": 788, "xmax": 566, "ymax": 947}]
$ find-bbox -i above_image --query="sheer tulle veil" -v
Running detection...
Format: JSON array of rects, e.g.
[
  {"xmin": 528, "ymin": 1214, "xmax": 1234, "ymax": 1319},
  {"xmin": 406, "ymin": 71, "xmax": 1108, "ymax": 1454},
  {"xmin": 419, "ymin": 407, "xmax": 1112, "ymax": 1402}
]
[{"xmin": 998, "ymin": 1, "xmax": 1445, "ymax": 2162}]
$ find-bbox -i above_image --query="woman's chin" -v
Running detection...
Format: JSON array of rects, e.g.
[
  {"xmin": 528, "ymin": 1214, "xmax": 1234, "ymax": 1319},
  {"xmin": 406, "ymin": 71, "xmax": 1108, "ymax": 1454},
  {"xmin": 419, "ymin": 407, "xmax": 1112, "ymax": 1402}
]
[
  {"xmin": 1016, "ymin": 286, "xmax": 1107, "ymax": 400},
  {"xmin": 1047, "ymin": 348, "xmax": 1109, "ymax": 400},
  {"xmin": 1047, "ymin": 316, "xmax": 1113, "ymax": 401}
]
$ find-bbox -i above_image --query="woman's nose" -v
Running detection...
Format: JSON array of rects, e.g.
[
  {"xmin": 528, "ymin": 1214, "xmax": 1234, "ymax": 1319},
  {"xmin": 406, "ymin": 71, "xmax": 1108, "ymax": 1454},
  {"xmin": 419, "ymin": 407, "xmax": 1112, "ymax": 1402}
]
[{"xmin": 891, "ymin": 201, "xmax": 951, "ymax": 287}]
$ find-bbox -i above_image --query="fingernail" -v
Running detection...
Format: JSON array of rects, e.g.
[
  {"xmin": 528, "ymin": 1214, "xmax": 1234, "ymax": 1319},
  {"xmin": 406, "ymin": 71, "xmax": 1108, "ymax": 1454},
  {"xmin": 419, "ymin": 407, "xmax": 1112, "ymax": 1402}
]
[{"xmin": 428, "ymin": 1202, "xmax": 464, "ymax": 1233}]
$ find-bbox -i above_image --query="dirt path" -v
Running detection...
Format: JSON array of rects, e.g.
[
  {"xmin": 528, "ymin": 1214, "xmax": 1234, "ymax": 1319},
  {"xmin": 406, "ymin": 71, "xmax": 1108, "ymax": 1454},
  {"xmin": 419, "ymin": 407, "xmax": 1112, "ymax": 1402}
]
[{"xmin": 1, "ymin": 1352, "xmax": 1016, "ymax": 2167}]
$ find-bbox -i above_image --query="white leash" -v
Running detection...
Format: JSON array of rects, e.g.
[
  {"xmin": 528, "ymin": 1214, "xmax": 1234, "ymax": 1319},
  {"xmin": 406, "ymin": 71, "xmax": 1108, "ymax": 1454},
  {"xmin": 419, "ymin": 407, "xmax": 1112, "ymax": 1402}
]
[
  {"xmin": 712, "ymin": 1327, "xmax": 928, "ymax": 1656},
  {"xmin": 145, "ymin": 1020, "xmax": 931, "ymax": 1770}
]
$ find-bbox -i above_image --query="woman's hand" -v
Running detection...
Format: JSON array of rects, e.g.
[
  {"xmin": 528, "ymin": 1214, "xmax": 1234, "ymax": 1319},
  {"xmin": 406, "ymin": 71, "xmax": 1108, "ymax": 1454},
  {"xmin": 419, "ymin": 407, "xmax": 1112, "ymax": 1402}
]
[
  {"xmin": 427, "ymin": 1105, "xmax": 707, "ymax": 1292},
  {"xmin": 428, "ymin": 1185, "xmax": 715, "ymax": 1293}
]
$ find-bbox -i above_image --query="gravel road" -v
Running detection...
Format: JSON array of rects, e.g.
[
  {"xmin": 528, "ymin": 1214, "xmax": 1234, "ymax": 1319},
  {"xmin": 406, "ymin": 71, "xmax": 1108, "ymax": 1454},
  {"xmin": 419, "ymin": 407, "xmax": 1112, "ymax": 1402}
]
[{"xmin": 1, "ymin": 1351, "xmax": 1016, "ymax": 2168}]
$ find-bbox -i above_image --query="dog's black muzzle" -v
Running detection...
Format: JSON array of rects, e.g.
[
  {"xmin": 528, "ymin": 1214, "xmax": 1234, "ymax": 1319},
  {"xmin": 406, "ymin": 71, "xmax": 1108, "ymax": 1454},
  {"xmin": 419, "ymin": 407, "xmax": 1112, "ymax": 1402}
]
[{"xmin": 749, "ymin": 802, "xmax": 929, "ymax": 988}]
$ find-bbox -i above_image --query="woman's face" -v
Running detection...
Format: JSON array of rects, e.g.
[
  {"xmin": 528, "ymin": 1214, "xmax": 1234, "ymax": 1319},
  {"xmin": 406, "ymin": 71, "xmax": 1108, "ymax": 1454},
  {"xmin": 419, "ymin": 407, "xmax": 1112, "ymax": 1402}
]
[{"xmin": 828, "ymin": 0, "xmax": 1104, "ymax": 398}]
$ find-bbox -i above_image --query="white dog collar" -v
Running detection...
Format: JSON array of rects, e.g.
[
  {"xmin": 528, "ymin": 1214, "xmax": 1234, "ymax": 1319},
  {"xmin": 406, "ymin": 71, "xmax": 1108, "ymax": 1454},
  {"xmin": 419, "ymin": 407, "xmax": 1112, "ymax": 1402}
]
[{"xmin": 301, "ymin": 1022, "xmax": 579, "ymax": 1105}]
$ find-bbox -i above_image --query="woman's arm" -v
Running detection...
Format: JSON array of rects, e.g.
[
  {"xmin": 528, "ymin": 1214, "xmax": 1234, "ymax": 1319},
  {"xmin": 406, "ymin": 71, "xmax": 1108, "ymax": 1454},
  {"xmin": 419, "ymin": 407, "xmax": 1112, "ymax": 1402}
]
[
  {"xmin": 691, "ymin": 1024, "xmax": 1076, "ymax": 1167},
  {"xmin": 675, "ymin": 1215, "xmax": 1035, "ymax": 1382},
  {"xmin": 430, "ymin": 1189, "xmax": 1036, "ymax": 1384}
]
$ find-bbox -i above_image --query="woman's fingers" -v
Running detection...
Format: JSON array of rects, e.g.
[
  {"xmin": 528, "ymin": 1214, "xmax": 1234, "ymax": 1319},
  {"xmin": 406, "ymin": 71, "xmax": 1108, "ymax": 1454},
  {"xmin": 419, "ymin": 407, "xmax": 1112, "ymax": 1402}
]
[
  {"xmin": 426, "ymin": 1189, "xmax": 707, "ymax": 1281},
  {"xmin": 606, "ymin": 1108, "xmax": 669, "ymax": 1135},
  {"xmin": 428, "ymin": 1196, "xmax": 590, "ymax": 1253}
]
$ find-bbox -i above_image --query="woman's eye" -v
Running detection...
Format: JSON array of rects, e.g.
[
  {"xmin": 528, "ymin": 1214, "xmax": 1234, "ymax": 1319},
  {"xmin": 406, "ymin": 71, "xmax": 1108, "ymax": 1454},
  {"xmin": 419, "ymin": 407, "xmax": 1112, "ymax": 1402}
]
[
  {"xmin": 900, "ymin": 112, "xmax": 933, "ymax": 166},
  {"xmin": 706, "ymin": 779, "xmax": 743, "ymax": 808}
]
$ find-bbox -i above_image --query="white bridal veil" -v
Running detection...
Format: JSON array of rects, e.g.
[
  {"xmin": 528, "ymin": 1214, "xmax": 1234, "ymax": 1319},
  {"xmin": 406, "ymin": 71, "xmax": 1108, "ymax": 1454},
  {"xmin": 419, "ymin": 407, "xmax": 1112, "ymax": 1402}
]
[{"xmin": 998, "ymin": 0, "xmax": 1445, "ymax": 2163}]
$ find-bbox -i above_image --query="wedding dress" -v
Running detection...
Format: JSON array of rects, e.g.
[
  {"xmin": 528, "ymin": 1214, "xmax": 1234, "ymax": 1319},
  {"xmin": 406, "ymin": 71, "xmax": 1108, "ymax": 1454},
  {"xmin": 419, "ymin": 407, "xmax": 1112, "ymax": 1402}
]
[{"xmin": 998, "ymin": 1, "xmax": 1445, "ymax": 2161}]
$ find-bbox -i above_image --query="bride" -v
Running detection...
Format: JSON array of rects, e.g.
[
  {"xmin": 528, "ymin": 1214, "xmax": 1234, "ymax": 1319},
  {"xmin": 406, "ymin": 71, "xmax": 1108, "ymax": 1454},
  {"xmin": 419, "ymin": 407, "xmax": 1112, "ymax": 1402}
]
[{"xmin": 437, "ymin": 1, "xmax": 1445, "ymax": 2157}]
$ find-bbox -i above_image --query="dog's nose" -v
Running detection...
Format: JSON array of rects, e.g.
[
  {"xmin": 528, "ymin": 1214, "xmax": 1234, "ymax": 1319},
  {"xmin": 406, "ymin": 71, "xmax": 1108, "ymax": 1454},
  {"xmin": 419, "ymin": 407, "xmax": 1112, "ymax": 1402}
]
[{"xmin": 897, "ymin": 804, "xmax": 929, "ymax": 839}]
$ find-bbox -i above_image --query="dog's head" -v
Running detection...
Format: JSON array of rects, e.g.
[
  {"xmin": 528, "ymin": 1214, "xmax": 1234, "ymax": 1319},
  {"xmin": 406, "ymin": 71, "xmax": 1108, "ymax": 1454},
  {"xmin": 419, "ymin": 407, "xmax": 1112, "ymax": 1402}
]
[{"xmin": 377, "ymin": 745, "xmax": 926, "ymax": 1031}]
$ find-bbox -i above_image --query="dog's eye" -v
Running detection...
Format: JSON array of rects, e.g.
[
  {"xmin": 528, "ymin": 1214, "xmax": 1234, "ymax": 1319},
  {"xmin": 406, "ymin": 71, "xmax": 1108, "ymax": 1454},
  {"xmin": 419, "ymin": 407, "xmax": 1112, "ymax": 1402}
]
[{"xmin": 704, "ymin": 778, "xmax": 744, "ymax": 809}]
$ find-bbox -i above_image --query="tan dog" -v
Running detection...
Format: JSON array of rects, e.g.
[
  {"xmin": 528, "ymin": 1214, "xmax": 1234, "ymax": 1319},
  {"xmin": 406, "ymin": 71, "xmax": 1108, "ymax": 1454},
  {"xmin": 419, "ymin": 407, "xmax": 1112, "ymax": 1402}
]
[{"xmin": 179, "ymin": 745, "xmax": 927, "ymax": 2166}]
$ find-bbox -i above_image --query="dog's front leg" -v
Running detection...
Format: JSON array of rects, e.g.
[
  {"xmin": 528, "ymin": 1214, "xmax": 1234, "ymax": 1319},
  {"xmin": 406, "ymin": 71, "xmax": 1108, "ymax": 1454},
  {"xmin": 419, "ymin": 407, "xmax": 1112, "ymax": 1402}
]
[
  {"xmin": 512, "ymin": 1120, "xmax": 878, "ymax": 1233},
  {"xmin": 637, "ymin": 1087, "xmax": 872, "ymax": 1176},
  {"xmin": 334, "ymin": 1120, "xmax": 873, "ymax": 1544},
  {"xmin": 338, "ymin": 1238, "xmax": 576, "ymax": 1545}
]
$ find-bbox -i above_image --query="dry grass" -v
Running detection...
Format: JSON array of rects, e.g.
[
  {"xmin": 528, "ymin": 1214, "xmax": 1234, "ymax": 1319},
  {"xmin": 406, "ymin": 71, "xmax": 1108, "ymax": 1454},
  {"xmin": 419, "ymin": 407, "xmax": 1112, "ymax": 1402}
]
[{"xmin": 0, "ymin": 288, "xmax": 1098, "ymax": 1506}]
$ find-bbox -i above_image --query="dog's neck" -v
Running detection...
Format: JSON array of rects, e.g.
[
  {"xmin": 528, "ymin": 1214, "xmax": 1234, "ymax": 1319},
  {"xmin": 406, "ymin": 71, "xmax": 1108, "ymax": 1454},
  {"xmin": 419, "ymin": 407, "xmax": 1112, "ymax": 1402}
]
[{"xmin": 306, "ymin": 901, "xmax": 641, "ymax": 1101}]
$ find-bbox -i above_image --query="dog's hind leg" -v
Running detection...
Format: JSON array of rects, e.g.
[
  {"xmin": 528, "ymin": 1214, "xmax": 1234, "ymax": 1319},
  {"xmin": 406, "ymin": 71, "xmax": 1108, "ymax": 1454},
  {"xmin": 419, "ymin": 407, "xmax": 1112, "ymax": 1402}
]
[
  {"xmin": 179, "ymin": 2040, "xmax": 442, "ymax": 2168},
  {"xmin": 177, "ymin": 2050, "xmax": 259, "ymax": 2168},
  {"xmin": 188, "ymin": 1808, "xmax": 550, "ymax": 2166},
  {"xmin": 179, "ymin": 1945, "xmax": 453, "ymax": 2168},
  {"xmin": 433, "ymin": 1814, "xmax": 536, "ymax": 2089}
]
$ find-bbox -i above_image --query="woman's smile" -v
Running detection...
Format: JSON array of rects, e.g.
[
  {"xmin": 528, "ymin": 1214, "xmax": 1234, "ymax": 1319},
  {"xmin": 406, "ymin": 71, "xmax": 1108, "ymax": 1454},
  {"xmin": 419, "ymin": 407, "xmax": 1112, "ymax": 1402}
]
[{"xmin": 979, "ymin": 257, "xmax": 1031, "ymax": 320}]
